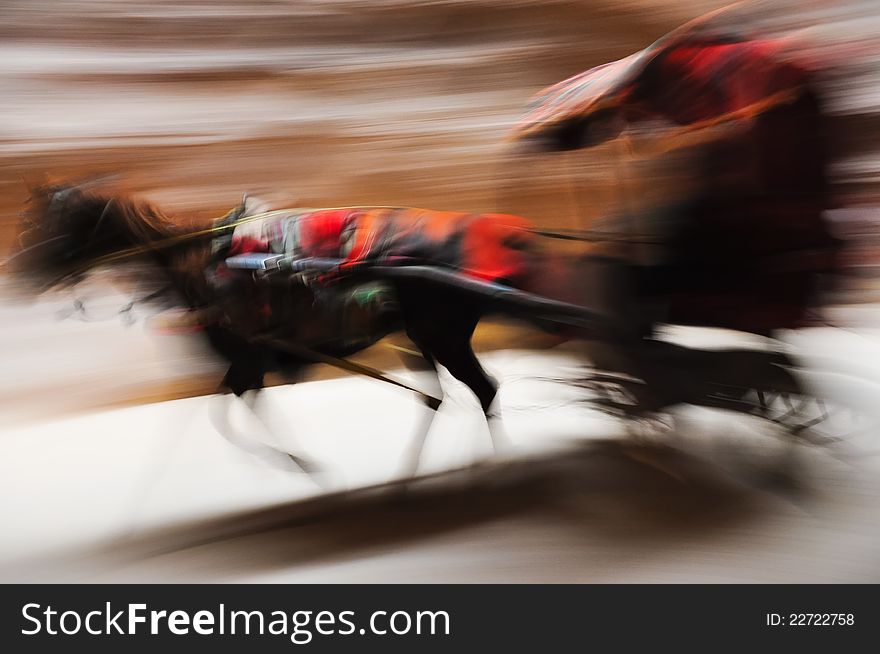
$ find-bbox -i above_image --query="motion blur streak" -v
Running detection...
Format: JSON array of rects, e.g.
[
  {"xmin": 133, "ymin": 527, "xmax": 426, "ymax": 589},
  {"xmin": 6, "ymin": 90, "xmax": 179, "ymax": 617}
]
[{"xmin": 1, "ymin": 1, "xmax": 880, "ymax": 583}]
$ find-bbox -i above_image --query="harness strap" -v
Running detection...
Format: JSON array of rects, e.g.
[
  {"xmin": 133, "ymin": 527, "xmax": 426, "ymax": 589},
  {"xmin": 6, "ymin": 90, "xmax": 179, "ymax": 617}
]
[
  {"xmin": 252, "ymin": 335, "xmax": 442, "ymax": 410},
  {"xmin": 525, "ymin": 226, "xmax": 664, "ymax": 244}
]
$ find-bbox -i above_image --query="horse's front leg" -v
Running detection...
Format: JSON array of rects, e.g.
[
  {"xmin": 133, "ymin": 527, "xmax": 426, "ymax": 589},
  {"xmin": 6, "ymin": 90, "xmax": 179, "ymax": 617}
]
[
  {"xmin": 241, "ymin": 387, "xmax": 324, "ymax": 481},
  {"xmin": 425, "ymin": 335, "xmax": 508, "ymax": 460},
  {"xmin": 393, "ymin": 343, "xmax": 443, "ymax": 478},
  {"xmin": 210, "ymin": 363, "xmax": 323, "ymax": 483}
]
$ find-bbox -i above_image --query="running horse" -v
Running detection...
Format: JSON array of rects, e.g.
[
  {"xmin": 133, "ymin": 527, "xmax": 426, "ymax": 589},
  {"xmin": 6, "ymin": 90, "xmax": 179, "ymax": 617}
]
[{"xmin": 7, "ymin": 182, "xmax": 606, "ymax": 473}]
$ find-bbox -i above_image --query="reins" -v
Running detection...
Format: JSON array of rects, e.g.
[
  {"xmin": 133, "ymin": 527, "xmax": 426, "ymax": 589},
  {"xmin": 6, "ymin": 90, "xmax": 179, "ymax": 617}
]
[
  {"xmin": 524, "ymin": 227, "xmax": 663, "ymax": 244},
  {"xmin": 76, "ymin": 206, "xmax": 294, "ymax": 273},
  {"xmin": 74, "ymin": 202, "xmax": 442, "ymax": 272}
]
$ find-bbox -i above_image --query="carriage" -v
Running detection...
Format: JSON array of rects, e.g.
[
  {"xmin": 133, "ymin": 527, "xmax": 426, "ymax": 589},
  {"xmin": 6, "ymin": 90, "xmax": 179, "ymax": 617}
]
[{"xmin": 502, "ymin": 8, "xmax": 843, "ymax": 430}]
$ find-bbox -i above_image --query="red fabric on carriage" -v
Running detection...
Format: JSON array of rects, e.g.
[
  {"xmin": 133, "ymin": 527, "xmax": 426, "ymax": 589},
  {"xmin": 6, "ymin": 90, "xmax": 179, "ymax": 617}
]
[{"xmin": 643, "ymin": 40, "xmax": 807, "ymax": 125}]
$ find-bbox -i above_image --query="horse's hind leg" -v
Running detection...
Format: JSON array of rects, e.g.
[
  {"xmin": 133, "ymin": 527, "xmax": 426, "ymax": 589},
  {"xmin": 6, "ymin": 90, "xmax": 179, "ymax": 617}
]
[
  {"xmin": 432, "ymin": 338, "xmax": 509, "ymax": 459},
  {"xmin": 430, "ymin": 335, "xmax": 499, "ymax": 416},
  {"xmin": 404, "ymin": 302, "xmax": 505, "ymax": 459}
]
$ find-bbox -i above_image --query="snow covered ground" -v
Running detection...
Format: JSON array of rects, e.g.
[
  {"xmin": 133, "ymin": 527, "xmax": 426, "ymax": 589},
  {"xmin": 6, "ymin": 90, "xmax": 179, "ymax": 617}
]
[{"xmin": 2, "ymin": 291, "xmax": 880, "ymax": 582}]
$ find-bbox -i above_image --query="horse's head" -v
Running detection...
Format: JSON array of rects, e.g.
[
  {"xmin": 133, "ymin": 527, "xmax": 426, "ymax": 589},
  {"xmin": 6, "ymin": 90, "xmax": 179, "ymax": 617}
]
[{"xmin": 8, "ymin": 180, "xmax": 165, "ymax": 294}]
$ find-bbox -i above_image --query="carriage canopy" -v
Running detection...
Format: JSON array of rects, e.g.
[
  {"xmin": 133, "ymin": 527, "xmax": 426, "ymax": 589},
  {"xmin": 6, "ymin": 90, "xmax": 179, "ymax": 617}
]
[
  {"xmin": 510, "ymin": 8, "xmax": 838, "ymax": 334},
  {"xmin": 511, "ymin": 13, "xmax": 813, "ymax": 150}
]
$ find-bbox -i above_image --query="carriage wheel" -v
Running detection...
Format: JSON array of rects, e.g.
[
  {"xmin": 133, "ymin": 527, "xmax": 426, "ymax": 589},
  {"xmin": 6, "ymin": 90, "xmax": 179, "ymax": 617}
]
[{"xmin": 580, "ymin": 351, "xmax": 876, "ymax": 457}]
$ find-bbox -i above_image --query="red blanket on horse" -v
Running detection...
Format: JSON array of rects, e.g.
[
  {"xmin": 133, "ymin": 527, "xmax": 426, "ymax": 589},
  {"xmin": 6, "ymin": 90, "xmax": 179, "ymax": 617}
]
[{"xmin": 225, "ymin": 207, "xmax": 537, "ymax": 285}]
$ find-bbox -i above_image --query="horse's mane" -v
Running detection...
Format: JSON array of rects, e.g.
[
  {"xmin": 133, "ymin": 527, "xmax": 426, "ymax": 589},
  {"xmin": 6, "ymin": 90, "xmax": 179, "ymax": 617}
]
[
  {"xmin": 94, "ymin": 192, "xmax": 219, "ymax": 303},
  {"xmin": 13, "ymin": 182, "xmax": 224, "ymax": 298},
  {"xmin": 100, "ymin": 192, "xmax": 189, "ymax": 244},
  {"xmin": 24, "ymin": 183, "xmax": 195, "ymax": 248}
]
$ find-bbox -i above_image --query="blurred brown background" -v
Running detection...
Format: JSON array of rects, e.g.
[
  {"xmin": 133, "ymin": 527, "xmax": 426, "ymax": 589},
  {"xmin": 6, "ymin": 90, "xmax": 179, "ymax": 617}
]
[{"xmin": 2, "ymin": 1, "xmax": 877, "ymax": 241}]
